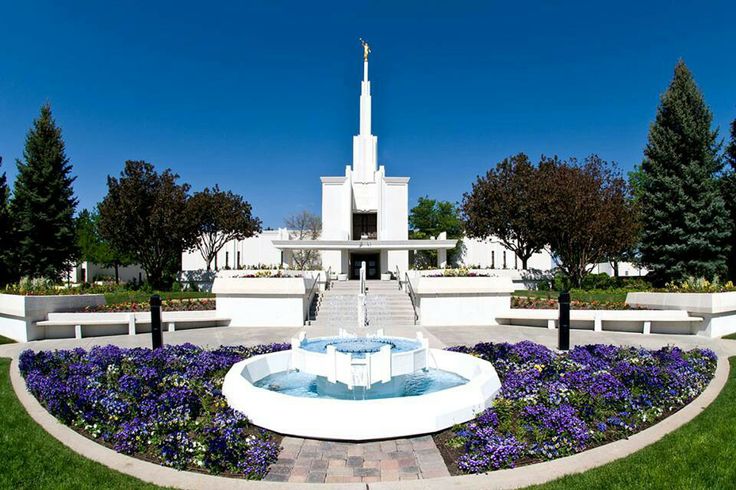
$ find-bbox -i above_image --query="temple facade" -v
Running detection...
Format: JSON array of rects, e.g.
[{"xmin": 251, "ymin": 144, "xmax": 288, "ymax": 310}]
[{"xmin": 271, "ymin": 46, "xmax": 456, "ymax": 279}]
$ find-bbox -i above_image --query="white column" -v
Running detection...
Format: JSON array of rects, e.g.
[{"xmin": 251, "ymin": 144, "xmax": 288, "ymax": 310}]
[
  {"xmin": 437, "ymin": 249, "xmax": 447, "ymax": 269},
  {"xmin": 437, "ymin": 232, "xmax": 448, "ymax": 268}
]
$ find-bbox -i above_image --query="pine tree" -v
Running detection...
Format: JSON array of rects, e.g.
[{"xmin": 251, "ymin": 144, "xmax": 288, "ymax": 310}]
[
  {"xmin": 639, "ymin": 60, "xmax": 729, "ymax": 285},
  {"xmin": 11, "ymin": 104, "xmax": 78, "ymax": 280},
  {"xmin": 723, "ymin": 119, "xmax": 736, "ymax": 280},
  {"xmin": 0, "ymin": 157, "xmax": 13, "ymax": 285}
]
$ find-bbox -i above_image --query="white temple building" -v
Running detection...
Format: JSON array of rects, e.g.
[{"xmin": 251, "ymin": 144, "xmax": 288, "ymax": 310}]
[
  {"xmin": 179, "ymin": 44, "xmax": 555, "ymax": 280},
  {"xmin": 270, "ymin": 47, "xmax": 456, "ymax": 279}
]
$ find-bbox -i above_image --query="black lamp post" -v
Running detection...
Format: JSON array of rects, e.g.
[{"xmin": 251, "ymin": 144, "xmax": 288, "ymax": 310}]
[
  {"xmin": 150, "ymin": 294, "xmax": 163, "ymax": 349},
  {"xmin": 558, "ymin": 290, "xmax": 570, "ymax": 351}
]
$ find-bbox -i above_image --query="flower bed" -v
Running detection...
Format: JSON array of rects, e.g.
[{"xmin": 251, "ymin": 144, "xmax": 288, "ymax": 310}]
[
  {"xmin": 438, "ymin": 342, "xmax": 716, "ymax": 474},
  {"xmin": 511, "ymin": 296, "xmax": 628, "ymax": 310},
  {"xmin": 19, "ymin": 343, "xmax": 290, "ymax": 478},
  {"xmin": 77, "ymin": 298, "xmax": 216, "ymax": 313}
]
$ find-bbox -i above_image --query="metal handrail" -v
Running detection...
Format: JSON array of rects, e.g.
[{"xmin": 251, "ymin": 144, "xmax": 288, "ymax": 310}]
[
  {"xmin": 404, "ymin": 272, "xmax": 419, "ymax": 325},
  {"xmin": 304, "ymin": 272, "xmax": 320, "ymax": 323},
  {"xmin": 325, "ymin": 266, "xmax": 332, "ymax": 291},
  {"xmin": 395, "ymin": 266, "xmax": 402, "ymax": 290}
]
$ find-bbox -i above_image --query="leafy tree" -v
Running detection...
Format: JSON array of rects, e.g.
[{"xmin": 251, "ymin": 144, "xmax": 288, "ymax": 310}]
[
  {"xmin": 98, "ymin": 161, "xmax": 196, "ymax": 289},
  {"xmin": 539, "ymin": 156, "xmax": 639, "ymax": 288},
  {"xmin": 723, "ymin": 119, "xmax": 736, "ymax": 280},
  {"xmin": 284, "ymin": 210, "xmax": 321, "ymax": 270},
  {"xmin": 75, "ymin": 209, "xmax": 133, "ymax": 283},
  {"xmin": 187, "ymin": 186, "xmax": 262, "ymax": 271},
  {"xmin": 409, "ymin": 196, "xmax": 463, "ymax": 267},
  {"xmin": 0, "ymin": 157, "xmax": 13, "ymax": 285},
  {"xmin": 462, "ymin": 153, "xmax": 548, "ymax": 270},
  {"xmin": 10, "ymin": 104, "xmax": 78, "ymax": 280},
  {"xmin": 639, "ymin": 61, "xmax": 729, "ymax": 285}
]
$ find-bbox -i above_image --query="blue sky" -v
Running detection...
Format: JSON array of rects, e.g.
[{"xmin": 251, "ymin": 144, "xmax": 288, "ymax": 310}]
[{"xmin": 1, "ymin": 1, "xmax": 735, "ymax": 227}]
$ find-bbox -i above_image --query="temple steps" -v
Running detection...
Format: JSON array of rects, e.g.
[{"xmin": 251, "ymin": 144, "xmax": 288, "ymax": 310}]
[{"xmin": 307, "ymin": 279, "xmax": 418, "ymax": 327}]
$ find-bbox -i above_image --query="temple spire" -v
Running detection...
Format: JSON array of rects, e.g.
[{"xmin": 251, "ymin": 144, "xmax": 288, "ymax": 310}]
[
  {"xmin": 353, "ymin": 39, "xmax": 377, "ymax": 182},
  {"xmin": 359, "ymin": 39, "xmax": 371, "ymax": 136}
]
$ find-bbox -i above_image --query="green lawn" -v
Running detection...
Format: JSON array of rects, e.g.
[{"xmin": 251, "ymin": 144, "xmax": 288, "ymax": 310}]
[
  {"xmin": 514, "ymin": 289, "xmax": 630, "ymax": 304},
  {"xmin": 0, "ymin": 358, "xmax": 162, "ymax": 489},
  {"xmin": 2, "ymin": 356, "xmax": 734, "ymax": 489},
  {"xmin": 534, "ymin": 357, "xmax": 736, "ymax": 489},
  {"xmin": 103, "ymin": 290, "xmax": 214, "ymax": 306}
]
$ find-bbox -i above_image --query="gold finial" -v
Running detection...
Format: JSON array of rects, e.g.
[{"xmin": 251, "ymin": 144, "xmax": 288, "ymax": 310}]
[{"xmin": 359, "ymin": 38, "xmax": 371, "ymax": 61}]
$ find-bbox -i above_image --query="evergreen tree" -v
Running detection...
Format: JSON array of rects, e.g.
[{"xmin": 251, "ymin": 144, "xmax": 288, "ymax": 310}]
[
  {"xmin": 723, "ymin": 119, "xmax": 736, "ymax": 280},
  {"xmin": 11, "ymin": 104, "xmax": 78, "ymax": 280},
  {"xmin": 0, "ymin": 157, "xmax": 13, "ymax": 285},
  {"xmin": 639, "ymin": 60, "xmax": 729, "ymax": 285}
]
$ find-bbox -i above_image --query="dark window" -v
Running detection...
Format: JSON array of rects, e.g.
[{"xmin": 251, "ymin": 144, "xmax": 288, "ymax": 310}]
[
  {"xmin": 237, "ymin": 251, "xmax": 241, "ymax": 269},
  {"xmin": 514, "ymin": 254, "xmax": 518, "ymax": 269},
  {"xmin": 225, "ymin": 251, "xmax": 229, "ymax": 268},
  {"xmin": 353, "ymin": 213, "xmax": 377, "ymax": 239},
  {"xmin": 503, "ymin": 251, "xmax": 507, "ymax": 269},
  {"xmin": 491, "ymin": 251, "xmax": 495, "ymax": 269}
]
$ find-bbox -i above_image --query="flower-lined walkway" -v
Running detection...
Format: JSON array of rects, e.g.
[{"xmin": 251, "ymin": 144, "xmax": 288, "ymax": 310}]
[{"xmin": 264, "ymin": 435, "xmax": 449, "ymax": 483}]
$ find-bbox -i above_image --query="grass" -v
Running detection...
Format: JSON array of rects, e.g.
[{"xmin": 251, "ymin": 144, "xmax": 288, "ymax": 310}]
[
  {"xmin": 2, "ymin": 355, "xmax": 734, "ymax": 489},
  {"xmin": 103, "ymin": 290, "xmax": 214, "ymax": 306},
  {"xmin": 0, "ymin": 335, "xmax": 16, "ymax": 344},
  {"xmin": 722, "ymin": 332, "xmax": 736, "ymax": 340},
  {"xmin": 0, "ymin": 358, "xmax": 163, "ymax": 489},
  {"xmin": 514, "ymin": 289, "xmax": 630, "ymax": 304},
  {"xmin": 533, "ymin": 357, "xmax": 736, "ymax": 489}
]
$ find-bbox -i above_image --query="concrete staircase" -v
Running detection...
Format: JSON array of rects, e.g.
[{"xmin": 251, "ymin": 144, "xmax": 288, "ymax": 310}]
[{"xmin": 308, "ymin": 280, "xmax": 417, "ymax": 328}]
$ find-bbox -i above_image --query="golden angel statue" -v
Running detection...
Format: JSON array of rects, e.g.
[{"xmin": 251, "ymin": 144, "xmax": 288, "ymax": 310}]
[{"xmin": 359, "ymin": 38, "xmax": 371, "ymax": 61}]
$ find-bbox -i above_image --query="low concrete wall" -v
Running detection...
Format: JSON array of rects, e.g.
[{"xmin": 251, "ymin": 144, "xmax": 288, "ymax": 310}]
[
  {"xmin": 409, "ymin": 276, "xmax": 515, "ymax": 327},
  {"xmin": 213, "ymin": 275, "xmax": 319, "ymax": 327},
  {"xmin": 0, "ymin": 294, "xmax": 105, "ymax": 342},
  {"xmin": 627, "ymin": 292, "xmax": 736, "ymax": 337}
]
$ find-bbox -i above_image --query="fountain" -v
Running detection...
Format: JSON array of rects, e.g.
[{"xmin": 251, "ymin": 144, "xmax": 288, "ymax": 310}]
[{"xmin": 222, "ymin": 263, "xmax": 501, "ymax": 440}]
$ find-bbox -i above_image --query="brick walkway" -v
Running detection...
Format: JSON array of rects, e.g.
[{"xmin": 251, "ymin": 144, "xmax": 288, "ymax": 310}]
[{"xmin": 263, "ymin": 435, "xmax": 451, "ymax": 483}]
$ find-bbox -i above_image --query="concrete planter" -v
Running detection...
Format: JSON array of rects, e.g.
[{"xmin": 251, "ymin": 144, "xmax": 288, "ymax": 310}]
[
  {"xmin": 213, "ymin": 276, "xmax": 317, "ymax": 327},
  {"xmin": 0, "ymin": 293, "xmax": 106, "ymax": 342},
  {"xmin": 626, "ymin": 291, "xmax": 736, "ymax": 337},
  {"xmin": 409, "ymin": 276, "xmax": 515, "ymax": 327}
]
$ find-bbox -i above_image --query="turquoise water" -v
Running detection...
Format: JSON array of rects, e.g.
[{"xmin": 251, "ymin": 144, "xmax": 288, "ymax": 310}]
[
  {"xmin": 254, "ymin": 368, "xmax": 467, "ymax": 400},
  {"xmin": 299, "ymin": 336, "xmax": 422, "ymax": 358}
]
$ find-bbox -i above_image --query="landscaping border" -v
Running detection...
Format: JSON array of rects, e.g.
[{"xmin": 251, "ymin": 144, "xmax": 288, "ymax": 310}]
[{"xmin": 9, "ymin": 353, "xmax": 730, "ymax": 489}]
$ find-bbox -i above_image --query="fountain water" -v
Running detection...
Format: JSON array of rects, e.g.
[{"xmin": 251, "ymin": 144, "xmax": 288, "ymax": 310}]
[{"xmin": 222, "ymin": 269, "xmax": 502, "ymax": 440}]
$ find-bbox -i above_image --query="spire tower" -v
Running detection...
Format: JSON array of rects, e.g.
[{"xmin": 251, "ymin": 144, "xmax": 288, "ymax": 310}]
[{"xmin": 353, "ymin": 39, "xmax": 378, "ymax": 182}]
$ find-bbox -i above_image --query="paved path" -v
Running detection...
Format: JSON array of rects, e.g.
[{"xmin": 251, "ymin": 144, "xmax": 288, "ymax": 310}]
[
  {"xmin": 264, "ymin": 435, "xmax": 449, "ymax": 484},
  {"xmin": 3, "ymin": 323, "xmax": 736, "ymax": 484}
]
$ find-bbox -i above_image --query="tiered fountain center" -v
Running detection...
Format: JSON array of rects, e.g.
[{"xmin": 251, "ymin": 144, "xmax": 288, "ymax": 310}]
[{"xmin": 292, "ymin": 329, "xmax": 428, "ymax": 390}]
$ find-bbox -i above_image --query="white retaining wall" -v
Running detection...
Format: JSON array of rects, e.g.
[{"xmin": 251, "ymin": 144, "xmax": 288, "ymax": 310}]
[
  {"xmin": 627, "ymin": 291, "xmax": 736, "ymax": 338},
  {"xmin": 213, "ymin": 274, "xmax": 322, "ymax": 327},
  {"xmin": 0, "ymin": 294, "xmax": 106, "ymax": 342},
  {"xmin": 407, "ymin": 275, "xmax": 515, "ymax": 327}
]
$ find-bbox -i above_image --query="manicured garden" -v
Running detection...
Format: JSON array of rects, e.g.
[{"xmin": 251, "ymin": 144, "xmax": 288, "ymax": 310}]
[
  {"xmin": 437, "ymin": 342, "xmax": 716, "ymax": 474},
  {"xmin": 19, "ymin": 343, "xmax": 289, "ymax": 479},
  {"xmin": 16, "ymin": 340, "xmax": 718, "ymax": 483},
  {"xmin": 0, "ymin": 358, "xmax": 160, "ymax": 489}
]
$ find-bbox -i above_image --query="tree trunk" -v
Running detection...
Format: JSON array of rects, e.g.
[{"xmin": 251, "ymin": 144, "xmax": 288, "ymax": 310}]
[
  {"xmin": 114, "ymin": 262, "xmax": 120, "ymax": 284},
  {"xmin": 612, "ymin": 259, "xmax": 620, "ymax": 281},
  {"xmin": 521, "ymin": 256, "xmax": 529, "ymax": 270}
]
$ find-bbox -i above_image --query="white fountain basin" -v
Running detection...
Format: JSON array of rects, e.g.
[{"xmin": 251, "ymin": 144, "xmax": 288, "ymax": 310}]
[{"xmin": 222, "ymin": 348, "xmax": 501, "ymax": 440}]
